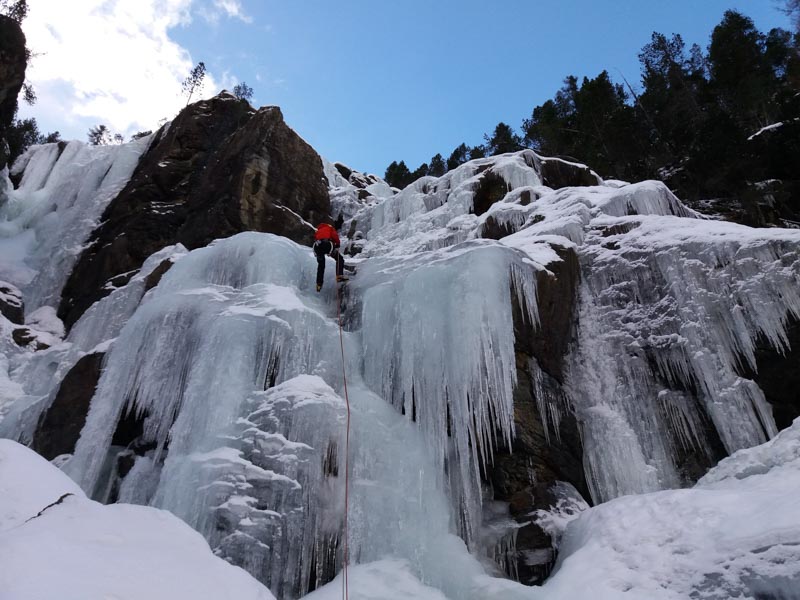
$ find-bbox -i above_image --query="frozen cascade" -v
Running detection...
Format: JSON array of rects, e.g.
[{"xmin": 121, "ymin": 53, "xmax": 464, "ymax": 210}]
[
  {"xmin": 355, "ymin": 241, "xmax": 538, "ymax": 548},
  {"xmin": 3, "ymin": 145, "xmax": 800, "ymax": 599},
  {"xmin": 59, "ymin": 231, "xmax": 547, "ymax": 599},
  {"xmin": 0, "ymin": 137, "xmax": 153, "ymax": 307},
  {"xmin": 568, "ymin": 215, "xmax": 800, "ymax": 502},
  {"xmin": 0, "ymin": 244, "xmax": 187, "ymax": 442},
  {"xmin": 64, "ymin": 233, "xmax": 349, "ymax": 496}
]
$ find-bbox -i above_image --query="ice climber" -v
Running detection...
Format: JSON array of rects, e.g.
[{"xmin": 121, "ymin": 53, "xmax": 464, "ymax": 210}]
[{"xmin": 313, "ymin": 222, "xmax": 348, "ymax": 292}]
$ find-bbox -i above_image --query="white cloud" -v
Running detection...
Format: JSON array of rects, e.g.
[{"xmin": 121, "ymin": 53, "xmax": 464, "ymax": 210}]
[
  {"xmin": 199, "ymin": 0, "xmax": 252, "ymax": 25},
  {"xmin": 213, "ymin": 0, "xmax": 252, "ymax": 23},
  {"xmin": 18, "ymin": 0, "xmax": 247, "ymax": 141}
]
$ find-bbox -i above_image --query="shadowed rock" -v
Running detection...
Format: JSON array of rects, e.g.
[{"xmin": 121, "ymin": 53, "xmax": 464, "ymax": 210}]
[
  {"xmin": 486, "ymin": 245, "xmax": 589, "ymax": 585},
  {"xmin": 33, "ymin": 352, "xmax": 104, "ymax": 460},
  {"xmin": 0, "ymin": 281, "xmax": 24, "ymax": 324},
  {"xmin": 0, "ymin": 15, "xmax": 26, "ymax": 170},
  {"xmin": 59, "ymin": 94, "xmax": 330, "ymax": 329}
]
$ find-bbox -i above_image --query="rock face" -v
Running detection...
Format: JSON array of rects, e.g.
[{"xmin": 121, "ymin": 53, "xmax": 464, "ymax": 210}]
[
  {"xmin": 748, "ymin": 318, "xmax": 800, "ymax": 431},
  {"xmin": 59, "ymin": 94, "xmax": 331, "ymax": 329},
  {"xmin": 32, "ymin": 352, "xmax": 104, "ymax": 460},
  {"xmin": 0, "ymin": 14, "xmax": 26, "ymax": 170},
  {"xmin": 488, "ymin": 246, "xmax": 589, "ymax": 585},
  {"xmin": 539, "ymin": 157, "xmax": 601, "ymax": 189}
]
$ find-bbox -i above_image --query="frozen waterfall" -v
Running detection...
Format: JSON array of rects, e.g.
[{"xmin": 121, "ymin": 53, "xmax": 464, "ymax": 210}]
[{"xmin": 2, "ymin": 143, "xmax": 800, "ymax": 600}]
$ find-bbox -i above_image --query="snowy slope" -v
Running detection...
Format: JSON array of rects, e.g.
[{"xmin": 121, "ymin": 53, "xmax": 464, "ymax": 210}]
[{"xmin": 0, "ymin": 439, "xmax": 274, "ymax": 600}]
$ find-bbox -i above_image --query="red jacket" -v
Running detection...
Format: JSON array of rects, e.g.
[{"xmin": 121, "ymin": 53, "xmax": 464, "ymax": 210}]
[{"xmin": 315, "ymin": 223, "xmax": 340, "ymax": 246}]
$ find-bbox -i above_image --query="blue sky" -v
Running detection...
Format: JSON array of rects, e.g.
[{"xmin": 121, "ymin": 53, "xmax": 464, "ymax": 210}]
[{"xmin": 21, "ymin": 1, "xmax": 793, "ymax": 176}]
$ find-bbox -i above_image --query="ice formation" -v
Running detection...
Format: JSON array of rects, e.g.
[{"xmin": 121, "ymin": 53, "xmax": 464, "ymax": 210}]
[
  {"xmin": 1, "ymin": 138, "xmax": 153, "ymax": 307},
  {"xmin": 1, "ymin": 139, "xmax": 799, "ymax": 600}
]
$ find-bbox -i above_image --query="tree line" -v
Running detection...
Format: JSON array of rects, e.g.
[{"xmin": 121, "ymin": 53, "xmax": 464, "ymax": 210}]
[{"xmin": 382, "ymin": 9, "xmax": 800, "ymax": 224}]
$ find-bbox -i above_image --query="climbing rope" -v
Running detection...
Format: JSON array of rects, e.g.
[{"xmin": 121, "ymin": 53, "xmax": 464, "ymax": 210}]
[{"xmin": 335, "ymin": 279, "xmax": 351, "ymax": 600}]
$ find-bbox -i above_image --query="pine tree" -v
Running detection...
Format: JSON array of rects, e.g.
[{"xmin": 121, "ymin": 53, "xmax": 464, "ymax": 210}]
[
  {"xmin": 468, "ymin": 145, "xmax": 486, "ymax": 160},
  {"xmin": 447, "ymin": 143, "xmax": 470, "ymax": 170},
  {"xmin": 5, "ymin": 117, "xmax": 38, "ymax": 164},
  {"xmin": 384, "ymin": 160, "xmax": 411, "ymax": 188},
  {"xmin": 428, "ymin": 153, "xmax": 446, "ymax": 177},
  {"xmin": 483, "ymin": 122, "xmax": 523, "ymax": 156},
  {"xmin": 87, "ymin": 124, "xmax": 112, "ymax": 146},
  {"xmin": 233, "ymin": 82, "xmax": 254, "ymax": 102},
  {"xmin": 182, "ymin": 62, "xmax": 206, "ymax": 106},
  {"xmin": 708, "ymin": 11, "xmax": 775, "ymax": 128}
]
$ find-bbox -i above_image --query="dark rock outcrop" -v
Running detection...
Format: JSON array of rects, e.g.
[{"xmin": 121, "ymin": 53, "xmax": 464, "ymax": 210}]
[
  {"xmin": 12, "ymin": 327, "xmax": 49, "ymax": 351},
  {"xmin": 473, "ymin": 171, "xmax": 509, "ymax": 216},
  {"xmin": 748, "ymin": 318, "xmax": 800, "ymax": 431},
  {"xmin": 32, "ymin": 352, "xmax": 104, "ymax": 460},
  {"xmin": 487, "ymin": 246, "xmax": 589, "ymax": 585},
  {"xmin": 0, "ymin": 14, "xmax": 27, "ymax": 169},
  {"xmin": 539, "ymin": 158, "xmax": 602, "ymax": 189},
  {"xmin": 142, "ymin": 258, "xmax": 175, "ymax": 293},
  {"xmin": 0, "ymin": 281, "xmax": 24, "ymax": 324},
  {"xmin": 59, "ymin": 94, "xmax": 330, "ymax": 329}
]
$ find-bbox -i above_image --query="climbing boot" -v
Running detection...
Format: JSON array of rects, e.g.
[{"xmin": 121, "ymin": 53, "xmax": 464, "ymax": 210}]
[
  {"xmin": 336, "ymin": 275, "xmax": 349, "ymax": 283},
  {"xmin": 316, "ymin": 283, "xmax": 322, "ymax": 292}
]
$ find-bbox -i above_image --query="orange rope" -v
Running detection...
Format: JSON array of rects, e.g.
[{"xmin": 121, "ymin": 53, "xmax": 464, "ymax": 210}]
[{"xmin": 335, "ymin": 277, "xmax": 351, "ymax": 600}]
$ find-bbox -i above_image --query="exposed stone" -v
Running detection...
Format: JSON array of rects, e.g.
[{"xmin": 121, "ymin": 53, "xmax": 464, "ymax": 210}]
[
  {"xmin": 0, "ymin": 281, "xmax": 24, "ymax": 324},
  {"xmin": 486, "ymin": 246, "xmax": 589, "ymax": 586},
  {"xmin": 539, "ymin": 158, "xmax": 601, "ymax": 189},
  {"xmin": 746, "ymin": 318, "xmax": 800, "ymax": 431},
  {"xmin": 32, "ymin": 352, "xmax": 104, "ymax": 460},
  {"xmin": 481, "ymin": 216, "xmax": 516, "ymax": 240},
  {"xmin": 472, "ymin": 171, "xmax": 509, "ymax": 216},
  {"xmin": 0, "ymin": 15, "xmax": 27, "ymax": 170},
  {"xmin": 59, "ymin": 94, "xmax": 330, "ymax": 329},
  {"xmin": 11, "ymin": 327, "xmax": 49, "ymax": 351},
  {"xmin": 143, "ymin": 258, "xmax": 175, "ymax": 292},
  {"xmin": 333, "ymin": 162, "xmax": 352, "ymax": 180},
  {"xmin": 528, "ymin": 246, "xmax": 581, "ymax": 381}
]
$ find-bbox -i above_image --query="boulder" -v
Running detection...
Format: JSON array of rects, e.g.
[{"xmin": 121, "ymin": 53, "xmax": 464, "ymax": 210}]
[
  {"xmin": 0, "ymin": 281, "xmax": 24, "ymax": 324},
  {"xmin": 32, "ymin": 352, "xmax": 104, "ymax": 460},
  {"xmin": 539, "ymin": 157, "xmax": 602, "ymax": 189},
  {"xmin": 11, "ymin": 327, "xmax": 49, "ymax": 351},
  {"xmin": 59, "ymin": 94, "xmax": 330, "ymax": 329}
]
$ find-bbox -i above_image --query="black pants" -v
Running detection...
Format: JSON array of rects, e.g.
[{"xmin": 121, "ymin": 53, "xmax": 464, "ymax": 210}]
[{"xmin": 313, "ymin": 239, "xmax": 344, "ymax": 287}]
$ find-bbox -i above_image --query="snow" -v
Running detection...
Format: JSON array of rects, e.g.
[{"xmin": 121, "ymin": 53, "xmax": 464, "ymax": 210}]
[
  {"xmin": 545, "ymin": 418, "xmax": 800, "ymax": 600},
  {"xmin": 304, "ymin": 560, "xmax": 450, "ymax": 600},
  {"xmin": 0, "ymin": 439, "xmax": 275, "ymax": 600},
  {"xmin": 747, "ymin": 121, "xmax": 786, "ymax": 141},
  {"xmin": 0, "ymin": 437, "xmax": 84, "ymax": 531}
]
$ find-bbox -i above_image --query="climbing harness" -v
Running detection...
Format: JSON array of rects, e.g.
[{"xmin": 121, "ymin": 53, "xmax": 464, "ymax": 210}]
[{"xmin": 335, "ymin": 280, "xmax": 351, "ymax": 600}]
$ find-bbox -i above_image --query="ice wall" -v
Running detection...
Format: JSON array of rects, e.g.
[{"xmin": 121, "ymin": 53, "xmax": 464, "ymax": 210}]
[
  {"xmin": 0, "ymin": 245, "xmax": 187, "ymax": 442},
  {"xmin": 1, "ymin": 138, "xmax": 153, "ymax": 308},
  {"xmin": 355, "ymin": 242, "xmax": 538, "ymax": 548},
  {"xmin": 569, "ymin": 216, "xmax": 800, "ymax": 502}
]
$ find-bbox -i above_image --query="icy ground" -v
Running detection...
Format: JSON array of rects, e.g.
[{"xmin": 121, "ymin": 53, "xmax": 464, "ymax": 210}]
[
  {"xmin": 3, "ymin": 420, "xmax": 799, "ymax": 599},
  {"xmin": 0, "ymin": 439, "xmax": 274, "ymax": 600},
  {"xmin": 1, "ymin": 143, "xmax": 799, "ymax": 599}
]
